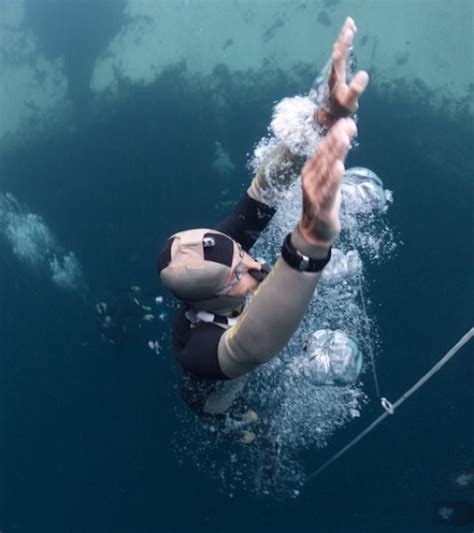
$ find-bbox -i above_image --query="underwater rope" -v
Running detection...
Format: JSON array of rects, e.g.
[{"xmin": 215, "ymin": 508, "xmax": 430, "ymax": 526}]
[
  {"xmin": 341, "ymin": 197, "xmax": 382, "ymax": 398},
  {"xmin": 306, "ymin": 327, "xmax": 474, "ymax": 483},
  {"xmin": 357, "ymin": 273, "xmax": 381, "ymax": 397}
]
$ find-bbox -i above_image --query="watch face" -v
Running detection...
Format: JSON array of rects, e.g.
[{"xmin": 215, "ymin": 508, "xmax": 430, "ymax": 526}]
[{"xmin": 298, "ymin": 256, "xmax": 311, "ymax": 271}]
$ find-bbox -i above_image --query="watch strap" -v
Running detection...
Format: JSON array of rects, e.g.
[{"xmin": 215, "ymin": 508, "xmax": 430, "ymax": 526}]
[{"xmin": 281, "ymin": 233, "xmax": 331, "ymax": 272}]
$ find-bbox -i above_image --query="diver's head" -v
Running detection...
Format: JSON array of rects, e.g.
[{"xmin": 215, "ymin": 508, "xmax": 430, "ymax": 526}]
[{"xmin": 158, "ymin": 228, "xmax": 267, "ymax": 315}]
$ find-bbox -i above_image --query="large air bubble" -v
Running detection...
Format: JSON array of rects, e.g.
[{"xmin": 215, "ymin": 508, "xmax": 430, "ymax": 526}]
[
  {"xmin": 320, "ymin": 248, "xmax": 362, "ymax": 286},
  {"xmin": 339, "ymin": 167, "xmax": 397, "ymax": 262},
  {"xmin": 294, "ymin": 329, "xmax": 363, "ymax": 386},
  {"xmin": 342, "ymin": 167, "xmax": 391, "ymax": 214}
]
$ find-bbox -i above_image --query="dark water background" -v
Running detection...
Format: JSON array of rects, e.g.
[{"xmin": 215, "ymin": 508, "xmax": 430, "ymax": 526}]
[{"xmin": 1, "ymin": 1, "xmax": 473, "ymax": 532}]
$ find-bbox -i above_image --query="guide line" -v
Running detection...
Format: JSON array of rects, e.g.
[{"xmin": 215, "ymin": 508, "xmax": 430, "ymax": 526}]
[{"xmin": 306, "ymin": 327, "xmax": 474, "ymax": 483}]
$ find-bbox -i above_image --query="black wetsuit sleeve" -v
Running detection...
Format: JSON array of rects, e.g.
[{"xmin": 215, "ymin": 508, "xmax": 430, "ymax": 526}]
[{"xmin": 214, "ymin": 192, "xmax": 276, "ymax": 252}]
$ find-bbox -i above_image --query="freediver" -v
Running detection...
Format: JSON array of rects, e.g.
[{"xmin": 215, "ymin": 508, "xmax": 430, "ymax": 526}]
[{"xmin": 157, "ymin": 18, "xmax": 369, "ymax": 443}]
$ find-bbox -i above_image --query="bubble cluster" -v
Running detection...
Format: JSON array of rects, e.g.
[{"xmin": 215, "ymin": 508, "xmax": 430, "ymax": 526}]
[
  {"xmin": 0, "ymin": 192, "xmax": 85, "ymax": 291},
  {"xmin": 342, "ymin": 167, "xmax": 389, "ymax": 213},
  {"xmin": 50, "ymin": 252, "xmax": 84, "ymax": 291},
  {"xmin": 212, "ymin": 141, "xmax": 235, "ymax": 178},
  {"xmin": 270, "ymin": 96, "xmax": 324, "ymax": 159},
  {"xmin": 320, "ymin": 248, "xmax": 362, "ymax": 286},
  {"xmin": 293, "ymin": 329, "xmax": 363, "ymax": 386}
]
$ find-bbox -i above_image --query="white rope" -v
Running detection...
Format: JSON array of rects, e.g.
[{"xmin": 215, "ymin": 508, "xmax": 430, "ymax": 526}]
[
  {"xmin": 357, "ymin": 273, "xmax": 381, "ymax": 397},
  {"xmin": 306, "ymin": 327, "xmax": 473, "ymax": 483},
  {"xmin": 342, "ymin": 201, "xmax": 382, "ymax": 398}
]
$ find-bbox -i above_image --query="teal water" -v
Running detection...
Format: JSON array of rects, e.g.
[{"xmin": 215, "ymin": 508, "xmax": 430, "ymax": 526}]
[{"xmin": 1, "ymin": 1, "xmax": 473, "ymax": 532}]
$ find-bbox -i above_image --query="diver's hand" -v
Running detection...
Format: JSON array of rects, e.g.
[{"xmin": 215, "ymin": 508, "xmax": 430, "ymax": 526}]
[
  {"xmin": 298, "ymin": 118, "xmax": 357, "ymax": 247},
  {"xmin": 316, "ymin": 17, "xmax": 369, "ymax": 129}
]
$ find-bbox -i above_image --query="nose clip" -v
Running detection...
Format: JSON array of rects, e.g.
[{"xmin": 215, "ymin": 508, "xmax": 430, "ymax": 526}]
[{"xmin": 248, "ymin": 263, "xmax": 271, "ymax": 283}]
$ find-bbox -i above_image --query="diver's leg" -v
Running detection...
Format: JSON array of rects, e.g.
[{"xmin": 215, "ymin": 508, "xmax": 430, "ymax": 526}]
[{"xmin": 180, "ymin": 373, "xmax": 257, "ymax": 443}]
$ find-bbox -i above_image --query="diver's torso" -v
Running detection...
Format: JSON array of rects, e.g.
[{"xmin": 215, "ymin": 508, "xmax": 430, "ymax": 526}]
[{"xmin": 171, "ymin": 304, "xmax": 232, "ymax": 381}]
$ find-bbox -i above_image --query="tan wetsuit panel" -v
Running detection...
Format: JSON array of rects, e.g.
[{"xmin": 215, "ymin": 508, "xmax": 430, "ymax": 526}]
[{"xmin": 217, "ymin": 227, "xmax": 328, "ymax": 378}]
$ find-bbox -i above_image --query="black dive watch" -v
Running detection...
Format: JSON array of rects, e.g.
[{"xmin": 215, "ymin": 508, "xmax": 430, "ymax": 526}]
[{"xmin": 281, "ymin": 233, "xmax": 331, "ymax": 273}]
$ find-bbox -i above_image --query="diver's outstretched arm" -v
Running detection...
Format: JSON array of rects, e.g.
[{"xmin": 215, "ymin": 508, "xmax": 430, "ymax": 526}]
[
  {"xmin": 316, "ymin": 17, "xmax": 369, "ymax": 129},
  {"xmin": 248, "ymin": 17, "xmax": 368, "ymax": 208},
  {"xmin": 218, "ymin": 119, "xmax": 358, "ymax": 378}
]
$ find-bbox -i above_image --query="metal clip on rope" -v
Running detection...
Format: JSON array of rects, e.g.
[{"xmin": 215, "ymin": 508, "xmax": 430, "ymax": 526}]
[{"xmin": 380, "ymin": 397, "xmax": 395, "ymax": 415}]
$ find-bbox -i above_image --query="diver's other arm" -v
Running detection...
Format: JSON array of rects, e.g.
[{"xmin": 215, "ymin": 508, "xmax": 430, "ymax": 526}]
[
  {"xmin": 214, "ymin": 192, "xmax": 276, "ymax": 252},
  {"xmin": 217, "ymin": 120, "xmax": 306, "ymax": 245},
  {"xmin": 247, "ymin": 143, "xmax": 305, "ymax": 207},
  {"xmin": 218, "ymin": 119, "xmax": 358, "ymax": 378},
  {"xmin": 315, "ymin": 17, "xmax": 369, "ymax": 130},
  {"xmin": 247, "ymin": 18, "xmax": 368, "ymax": 207}
]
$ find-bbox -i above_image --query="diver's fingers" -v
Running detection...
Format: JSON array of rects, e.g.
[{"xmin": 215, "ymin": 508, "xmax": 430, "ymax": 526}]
[
  {"xmin": 303, "ymin": 119, "xmax": 355, "ymax": 201},
  {"xmin": 303, "ymin": 135, "xmax": 334, "ymax": 179},
  {"xmin": 345, "ymin": 16, "xmax": 357, "ymax": 34},
  {"xmin": 319, "ymin": 160, "xmax": 344, "ymax": 211},
  {"xmin": 334, "ymin": 17, "xmax": 357, "ymax": 51},
  {"xmin": 338, "ymin": 70, "xmax": 369, "ymax": 111},
  {"xmin": 332, "ymin": 19, "xmax": 356, "ymax": 82},
  {"xmin": 335, "ymin": 116, "xmax": 358, "ymax": 141},
  {"xmin": 314, "ymin": 127, "xmax": 350, "ymax": 201},
  {"xmin": 321, "ymin": 118, "xmax": 357, "ymax": 166},
  {"xmin": 318, "ymin": 125, "xmax": 349, "ymax": 182},
  {"xmin": 304, "ymin": 118, "xmax": 355, "ymax": 178}
]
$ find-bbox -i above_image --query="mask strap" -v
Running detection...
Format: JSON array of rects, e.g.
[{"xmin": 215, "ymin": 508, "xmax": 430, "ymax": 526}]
[
  {"xmin": 248, "ymin": 262, "xmax": 271, "ymax": 283},
  {"xmin": 215, "ymin": 244, "xmax": 244, "ymax": 295}
]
